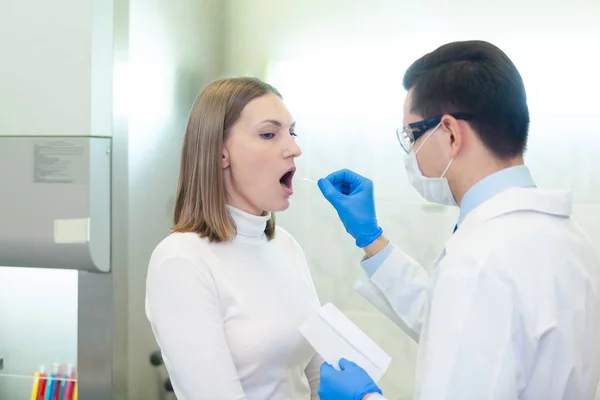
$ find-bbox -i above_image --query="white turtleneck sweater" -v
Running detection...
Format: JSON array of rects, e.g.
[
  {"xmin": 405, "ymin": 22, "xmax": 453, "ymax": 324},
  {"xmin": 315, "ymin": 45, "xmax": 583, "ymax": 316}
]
[{"xmin": 145, "ymin": 206, "xmax": 323, "ymax": 400}]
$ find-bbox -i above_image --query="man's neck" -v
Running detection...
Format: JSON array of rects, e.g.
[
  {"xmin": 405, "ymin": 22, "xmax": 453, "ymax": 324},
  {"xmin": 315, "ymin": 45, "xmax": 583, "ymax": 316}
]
[{"xmin": 453, "ymin": 155, "xmax": 524, "ymax": 206}]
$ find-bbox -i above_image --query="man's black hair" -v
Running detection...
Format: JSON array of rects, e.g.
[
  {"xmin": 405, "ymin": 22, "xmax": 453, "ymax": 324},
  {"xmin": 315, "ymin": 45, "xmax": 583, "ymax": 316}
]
[{"xmin": 403, "ymin": 40, "xmax": 530, "ymax": 158}]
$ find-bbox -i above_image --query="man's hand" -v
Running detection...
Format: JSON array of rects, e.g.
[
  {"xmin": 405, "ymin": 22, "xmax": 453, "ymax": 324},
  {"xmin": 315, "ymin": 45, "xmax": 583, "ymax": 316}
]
[
  {"xmin": 318, "ymin": 169, "xmax": 383, "ymax": 248},
  {"xmin": 318, "ymin": 358, "xmax": 382, "ymax": 400}
]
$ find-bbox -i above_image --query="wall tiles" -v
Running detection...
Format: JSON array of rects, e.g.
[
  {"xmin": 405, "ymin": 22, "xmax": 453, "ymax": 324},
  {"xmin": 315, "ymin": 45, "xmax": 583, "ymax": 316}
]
[{"xmin": 526, "ymin": 114, "xmax": 600, "ymax": 203}]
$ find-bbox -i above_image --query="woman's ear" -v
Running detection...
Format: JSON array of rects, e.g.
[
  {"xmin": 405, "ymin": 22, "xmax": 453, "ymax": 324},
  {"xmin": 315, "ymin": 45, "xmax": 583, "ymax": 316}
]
[{"xmin": 222, "ymin": 147, "xmax": 230, "ymax": 169}]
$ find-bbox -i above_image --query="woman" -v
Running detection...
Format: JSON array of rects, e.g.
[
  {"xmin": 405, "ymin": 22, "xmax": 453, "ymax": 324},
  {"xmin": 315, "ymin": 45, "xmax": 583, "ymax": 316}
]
[{"xmin": 145, "ymin": 77, "xmax": 323, "ymax": 399}]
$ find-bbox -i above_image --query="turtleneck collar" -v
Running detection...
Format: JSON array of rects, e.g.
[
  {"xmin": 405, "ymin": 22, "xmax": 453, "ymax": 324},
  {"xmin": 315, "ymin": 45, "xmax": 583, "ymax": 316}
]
[{"xmin": 226, "ymin": 205, "xmax": 270, "ymax": 238}]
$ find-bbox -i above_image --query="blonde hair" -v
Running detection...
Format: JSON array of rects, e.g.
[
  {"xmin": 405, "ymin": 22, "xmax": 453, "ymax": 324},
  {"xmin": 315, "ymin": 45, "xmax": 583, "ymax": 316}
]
[{"xmin": 172, "ymin": 77, "xmax": 282, "ymax": 242}]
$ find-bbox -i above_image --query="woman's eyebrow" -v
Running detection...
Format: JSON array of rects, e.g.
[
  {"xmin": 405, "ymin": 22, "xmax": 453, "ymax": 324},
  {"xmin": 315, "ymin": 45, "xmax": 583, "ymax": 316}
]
[{"xmin": 256, "ymin": 120, "xmax": 296, "ymax": 129}]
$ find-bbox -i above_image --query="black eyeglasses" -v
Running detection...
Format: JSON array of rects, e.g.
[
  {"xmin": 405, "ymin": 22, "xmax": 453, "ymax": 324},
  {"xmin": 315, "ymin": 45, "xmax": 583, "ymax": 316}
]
[{"xmin": 396, "ymin": 112, "xmax": 474, "ymax": 153}]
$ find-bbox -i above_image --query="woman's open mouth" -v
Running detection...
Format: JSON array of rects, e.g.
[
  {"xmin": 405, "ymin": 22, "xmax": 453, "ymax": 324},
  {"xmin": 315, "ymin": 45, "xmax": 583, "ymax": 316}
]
[{"xmin": 279, "ymin": 168, "xmax": 296, "ymax": 193}]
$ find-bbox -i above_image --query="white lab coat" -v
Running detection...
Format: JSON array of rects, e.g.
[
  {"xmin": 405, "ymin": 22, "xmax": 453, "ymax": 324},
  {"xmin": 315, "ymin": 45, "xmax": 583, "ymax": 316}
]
[{"xmin": 357, "ymin": 187, "xmax": 600, "ymax": 399}]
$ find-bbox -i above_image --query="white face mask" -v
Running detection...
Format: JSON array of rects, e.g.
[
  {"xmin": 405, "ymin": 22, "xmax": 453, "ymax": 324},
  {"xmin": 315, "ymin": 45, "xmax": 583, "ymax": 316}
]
[{"xmin": 403, "ymin": 123, "xmax": 457, "ymax": 206}]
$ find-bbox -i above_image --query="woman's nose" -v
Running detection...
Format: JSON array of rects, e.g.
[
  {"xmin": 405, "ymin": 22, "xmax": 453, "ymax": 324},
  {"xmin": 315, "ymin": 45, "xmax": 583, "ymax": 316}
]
[{"xmin": 283, "ymin": 136, "xmax": 302, "ymax": 158}]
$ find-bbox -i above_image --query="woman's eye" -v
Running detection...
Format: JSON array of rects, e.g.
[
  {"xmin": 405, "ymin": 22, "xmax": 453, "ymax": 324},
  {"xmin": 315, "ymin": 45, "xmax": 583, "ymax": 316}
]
[
  {"xmin": 290, "ymin": 131, "xmax": 298, "ymax": 138},
  {"xmin": 260, "ymin": 133, "xmax": 275, "ymax": 139}
]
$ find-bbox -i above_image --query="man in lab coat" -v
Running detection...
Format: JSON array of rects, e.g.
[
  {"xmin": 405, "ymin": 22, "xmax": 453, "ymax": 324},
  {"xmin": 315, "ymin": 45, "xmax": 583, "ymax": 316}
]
[{"xmin": 316, "ymin": 40, "xmax": 600, "ymax": 399}]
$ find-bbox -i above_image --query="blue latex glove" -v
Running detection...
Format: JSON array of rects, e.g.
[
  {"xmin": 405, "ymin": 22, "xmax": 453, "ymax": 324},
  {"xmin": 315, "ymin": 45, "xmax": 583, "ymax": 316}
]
[
  {"xmin": 318, "ymin": 169, "xmax": 383, "ymax": 248},
  {"xmin": 318, "ymin": 358, "xmax": 382, "ymax": 400}
]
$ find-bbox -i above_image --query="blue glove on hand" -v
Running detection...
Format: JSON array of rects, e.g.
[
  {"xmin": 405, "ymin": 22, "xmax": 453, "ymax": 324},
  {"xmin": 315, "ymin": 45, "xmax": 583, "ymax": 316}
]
[
  {"xmin": 318, "ymin": 358, "xmax": 382, "ymax": 400},
  {"xmin": 318, "ymin": 169, "xmax": 383, "ymax": 248}
]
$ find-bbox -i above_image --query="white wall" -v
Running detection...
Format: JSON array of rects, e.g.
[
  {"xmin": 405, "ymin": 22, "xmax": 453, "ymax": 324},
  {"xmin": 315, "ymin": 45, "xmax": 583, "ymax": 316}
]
[
  {"xmin": 225, "ymin": 1, "xmax": 600, "ymax": 398},
  {"xmin": 0, "ymin": 0, "xmax": 114, "ymax": 137}
]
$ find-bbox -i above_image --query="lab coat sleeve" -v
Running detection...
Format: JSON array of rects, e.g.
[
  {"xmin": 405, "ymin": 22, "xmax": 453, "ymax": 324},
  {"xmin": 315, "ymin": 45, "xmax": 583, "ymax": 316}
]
[
  {"xmin": 145, "ymin": 256, "xmax": 247, "ymax": 400},
  {"xmin": 416, "ymin": 259, "xmax": 520, "ymax": 400},
  {"xmin": 357, "ymin": 244, "xmax": 430, "ymax": 342},
  {"xmin": 305, "ymin": 352, "xmax": 324, "ymax": 399}
]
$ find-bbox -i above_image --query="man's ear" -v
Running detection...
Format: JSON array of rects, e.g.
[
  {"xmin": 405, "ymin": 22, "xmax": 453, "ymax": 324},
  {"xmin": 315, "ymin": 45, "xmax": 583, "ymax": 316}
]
[
  {"xmin": 222, "ymin": 147, "xmax": 230, "ymax": 169},
  {"xmin": 441, "ymin": 115, "xmax": 465, "ymax": 158}
]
